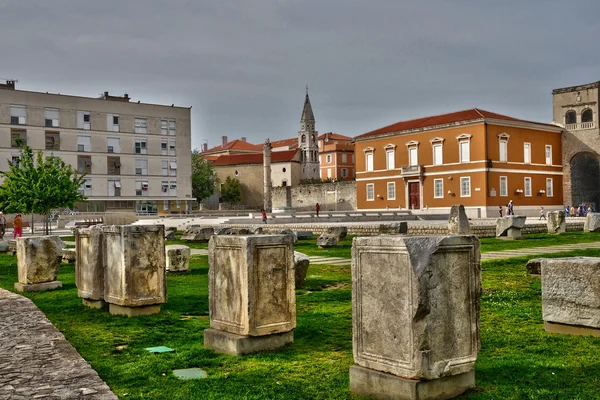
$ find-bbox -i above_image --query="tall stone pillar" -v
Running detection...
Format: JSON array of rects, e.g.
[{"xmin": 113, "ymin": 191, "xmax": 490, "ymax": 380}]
[
  {"xmin": 75, "ymin": 225, "xmax": 106, "ymax": 308},
  {"xmin": 204, "ymin": 234, "xmax": 295, "ymax": 355},
  {"xmin": 350, "ymin": 235, "xmax": 481, "ymax": 399},
  {"xmin": 263, "ymin": 139, "xmax": 272, "ymax": 212}
]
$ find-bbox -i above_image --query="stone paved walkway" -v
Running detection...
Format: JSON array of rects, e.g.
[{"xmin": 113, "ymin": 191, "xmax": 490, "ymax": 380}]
[{"xmin": 0, "ymin": 289, "xmax": 117, "ymax": 400}]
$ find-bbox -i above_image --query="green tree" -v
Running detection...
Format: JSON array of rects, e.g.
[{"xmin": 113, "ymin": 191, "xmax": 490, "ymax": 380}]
[
  {"xmin": 191, "ymin": 149, "xmax": 219, "ymax": 204},
  {"xmin": 0, "ymin": 144, "xmax": 87, "ymax": 235},
  {"xmin": 220, "ymin": 176, "xmax": 242, "ymax": 203}
]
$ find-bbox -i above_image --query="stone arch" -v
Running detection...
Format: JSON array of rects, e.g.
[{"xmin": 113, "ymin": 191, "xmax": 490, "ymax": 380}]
[
  {"xmin": 565, "ymin": 110, "xmax": 577, "ymax": 125},
  {"xmin": 582, "ymin": 108, "xmax": 594, "ymax": 123},
  {"xmin": 570, "ymin": 151, "xmax": 600, "ymax": 209}
]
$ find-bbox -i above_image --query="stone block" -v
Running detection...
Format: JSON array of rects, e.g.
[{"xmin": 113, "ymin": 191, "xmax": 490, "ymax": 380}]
[
  {"xmin": 327, "ymin": 226, "xmax": 348, "ymax": 239},
  {"xmin": 251, "ymin": 227, "xmax": 264, "ymax": 235},
  {"xmin": 542, "ymin": 257, "xmax": 600, "ymax": 333},
  {"xmin": 165, "ymin": 227, "xmax": 177, "ymax": 240},
  {"xmin": 181, "ymin": 226, "xmax": 214, "ymax": 241},
  {"xmin": 14, "ymin": 280, "xmax": 63, "ymax": 292},
  {"xmin": 547, "ymin": 211, "xmax": 566, "ymax": 234},
  {"xmin": 351, "ymin": 235, "xmax": 481, "ymax": 391},
  {"xmin": 75, "ymin": 226, "xmax": 105, "ymax": 302},
  {"xmin": 496, "ymin": 216, "xmax": 526, "ymax": 239},
  {"xmin": 103, "ymin": 225, "xmax": 166, "ymax": 315},
  {"xmin": 204, "ymin": 329, "xmax": 294, "ymax": 356},
  {"xmin": 379, "ymin": 222, "xmax": 408, "ymax": 235},
  {"xmin": 584, "ymin": 213, "xmax": 600, "ymax": 232},
  {"xmin": 294, "ymin": 251, "xmax": 310, "ymax": 288},
  {"xmin": 214, "ymin": 227, "xmax": 232, "ymax": 235},
  {"xmin": 62, "ymin": 248, "xmax": 77, "ymax": 264},
  {"xmin": 7, "ymin": 239, "xmax": 16, "ymax": 255},
  {"xmin": 0, "ymin": 241, "xmax": 8, "ymax": 253},
  {"xmin": 526, "ymin": 258, "xmax": 543, "ymax": 275},
  {"xmin": 109, "ymin": 304, "xmax": 161, "ymax": 317},
  {"xmin": 448, "ymin": 204, "xmax": 472, "ymax": 234},
  {"xmin": 16, "ymin": 236, "xmax": 63, "ymax": 285},
  {"xmin": 166, "ymin": 245, "xmax": 191, "ymax": 272},
  {"xmin": 317, "ymin": 234, "xmax": 338, "ymax": 248},
  {"xmin": 206, "ymin": 234, "xmax": 295, "ymax": 354},
  {"xmin": 273, "ymin": 229, "xmax": 297, "ymax": 242},
  {"xmin": 295, "ymin": 231, "xmax": 313, "ymax": 239}
]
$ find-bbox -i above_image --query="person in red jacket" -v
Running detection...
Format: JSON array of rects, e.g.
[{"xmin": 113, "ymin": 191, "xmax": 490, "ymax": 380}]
[{"xmin": 316, "ymin": 203, "xmax": 320, "ymax": 217}]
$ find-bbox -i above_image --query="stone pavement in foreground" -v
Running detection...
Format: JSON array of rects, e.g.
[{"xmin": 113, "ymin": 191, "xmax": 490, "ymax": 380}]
[
  {"xmin": 0, "ymin": 288, "xmax": 117, "ymax": 400},
  {"xmin": 192, "ymin": 241, "xmax": 600, "ymax": 265}
]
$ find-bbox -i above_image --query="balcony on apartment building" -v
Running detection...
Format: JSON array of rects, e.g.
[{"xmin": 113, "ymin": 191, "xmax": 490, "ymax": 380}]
[{"xmin": 400, "ymin": 164, "xmax": 424, "ymax": 178}]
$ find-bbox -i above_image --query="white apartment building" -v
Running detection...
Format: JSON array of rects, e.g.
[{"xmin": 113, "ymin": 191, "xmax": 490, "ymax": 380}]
[{"xmin": 0, "ymin": 80, "xmax": 193, "ymax": 214}]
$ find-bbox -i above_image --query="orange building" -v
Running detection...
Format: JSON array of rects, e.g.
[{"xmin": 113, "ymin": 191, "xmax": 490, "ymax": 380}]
[
  {"xmin": 354, "ymin": 109, "xmax": 564, "ymax": 217},
  {"xmin": 318, "ymin": 132, "xmax": 354, "ymax": 180}
]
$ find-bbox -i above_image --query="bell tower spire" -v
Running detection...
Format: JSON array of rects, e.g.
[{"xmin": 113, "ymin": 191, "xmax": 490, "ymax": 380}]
[{"xmin": 298, "ymin": 86, "xmax": 319, "ymax": 180}]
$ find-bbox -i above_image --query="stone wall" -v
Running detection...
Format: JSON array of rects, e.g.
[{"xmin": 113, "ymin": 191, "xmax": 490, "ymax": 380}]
[{"xmin": 272, "ymin": 181, "xmax": 356, "ymax": 211}]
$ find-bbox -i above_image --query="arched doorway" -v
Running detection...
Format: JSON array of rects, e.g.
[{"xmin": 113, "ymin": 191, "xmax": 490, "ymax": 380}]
[{"xmin": 570, "ymin": 152, "xmax": 600, "ymax": 210}]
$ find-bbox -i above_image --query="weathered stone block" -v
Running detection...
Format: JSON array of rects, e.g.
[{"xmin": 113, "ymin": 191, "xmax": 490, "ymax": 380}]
[
  {"xmin": 16, "ymin": 236, "xmax": 63, "ymax": 286},
  {"xmin": 62, "ymin": 248, "xmax": 77, "ymax": 264},
  {"xmin": 317, "ymin": 234, "xmax": 338, "ymax": 248},
  {"xmin": 379, "ymin": 222, "xmax": 408, "ymax": 235},
  {"xmin": 542, "ymin": 257, "xmax": 600, "ymax": 334},
  {"xmin": 182, "ymin": 226, "xmax": 214, "ymax": 241},
  {"xmin": 526, "ymin": 258, "xmax": 543, "ymax": 275},
  {"xmin": 496, "ymin": 216, "xmax": 526, "ymax": 239},
  {"xmin": 273, "ymin": 229, "xmax": 297, "ymax": 242},
  {"xmin": 351, "ymin": 235, "xmax": 481, "ymax": 390},
  {"xmin": 204, "ymin": 329, "xmax": 294, "ymax": 356},
  {"xmin": 0, "ymin": 241, "xmax": 9, "ymax": 253},
  {"xmin": 75, "ymin": 226, "xmax": 105, "ymax": 302},
  {"xmin": 251, "ymin": 227, "xmax": 264, "ymax": 235},
  {"xmin": 103, "ymin": 225, "xmax": 166, "ymax": 315},
  {"xmin": 295, "ymin": 231, "xmax": 313, "ymax": 239},
  {"xmin": 327, "ymin": 226, "xmax": 348, "ymax": 239},
  {"xmin": 448, "ymin": 204, "xmax": 472, "ymax": 234},
  {"xmin": 214, "ymin": 227, "xmax": 232, "ymax": 235},
  {"xmin": 165, "ymin": 227, "xmax": 177, "ymax": 240},
  {"xmin": 206, "ymin": 234, "xmax": 295, "ymax": 354},
  {"xmin": 166, "ymin": 245, "xmax": 191, "ymax": 273},
  {"xmin": 294, "ymin": 251, "xmax": 310, "ymax": 288},
  {"xmin": 547, "ymin": 211, "xmax": 566, "ymax": 234},
  {"xmin": 584, "ymin": 213, "xmax": 600, "ymax": 232}
]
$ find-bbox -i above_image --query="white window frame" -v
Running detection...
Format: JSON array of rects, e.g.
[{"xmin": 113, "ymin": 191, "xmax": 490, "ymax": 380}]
[
  {"xmin": 135, "ymin": 159, "xmax": 148, "ymax": 176},
  {"xmin": 161, "ymin": 119, "xmax": 168, "ymax": 135},
  {"xmin": 326, "ymin": 154, "xmax": 332, "ymax": 163},
  {"xmin": 387, "ymin": 182, "xmax": 396, "ymax": 200},
  {"xmin": 545, "ymin": 145, "xmax": 552, "ymax": 165},
  {"xmin": 134, "ymin": 137, "xmax": 147, "ymax": 155},
  {"xmin": 77, "ymin": 111, "xmax": 91, "ymax": 130},
  {"xmin": 524, "ymin": 177, "xmax": 532, "ymax": 197},
  {"xmin": 169, "ymin": 119, "xmax": 176, "ymax": 136},
  {"xmin": 434, "ymin": 179, "xmax": 444, "ymax": 198},
  {"xmin": 432, "ymin": 143, "xmax": 443, "ymax": 166},
  {"xmin": 459, "ymin": 140, "xmax": 470, "ymax": 163},
  {"xmin": 408, "ymin": 147, "xmax": 418, "ymax": 166},
  {"xmin": 169, "ymin": 160, "xmax": 177, "ymax": 176},
  {"xmin": 44, "ymin": 108, "xmax": 59, "ymax": 127},
  {"xmin": 365, "ymin": 151, "xmax": 374, "ymax": 172},
  {"xmin": 327, "ymin": 168, "xmax": 332, "ymax": 178},
  {"xmin": 386, "ymin": 150, "xmax": 395, "ymax": 170},
  {"xmin": 77, "ymin": 135, "xmax": 91, "ymax": 152},
  {"xmin": 161, "ymin": 181, "xmax": 169, "ymax": 196},
  {"xmin": 11, "ymin": 105, "xmax": 26, "ymax": 125},
  {"xmin": 162, "ymin": 160, "xmax": 169, "ymax": 176},
  {"xmin": 524, "ymin": 142, "xmax": 531, "ymax": 164},
  {"xmin": 168, "ymin": 140, "xmax": 176, "ymax": 156},
  {"xmin": 107, "ymin": 137, "xmax": 120, "ymax": 154},
  {"xmin": 134, "ymin": 118, "xmax": 147, "ymax": 134},
  {"xmin": 546, "ymin": 178, "xmax": 553, "ymax": 197},
  {"xmin": 170, "ymin": 181, "xmax": 177, "ymax": 197},
  {"xmin": 79, "ymin": 179, "xmax": 92, "ymax": 196},
  {"xmin": 498, "ymin": 133, "xmax": 509, "ymax": 163},
  {"xmin": 342, "ymin": 153, "xmax": 347, "ymax": 163},
  {"xmin": 163, "ymin": 200, "xmax": 169, "ymax": 210},
  {"xmin": 500, "ymin": 176, "xmax": 508, "ymax": 197},
  {"xmin": 107, "ymin": 114, "xmax": 120, "ymax": 132},
  {"xmin": 366, "ymin": 183, "xmax": 374, "ymax": 201},
  {"xmin": 341, "ymin": 168, "xmax": 348, "ymax": 178},
  {"xmin": 460, "ymin": 177, "xmax": 471, "ymax": 197}
]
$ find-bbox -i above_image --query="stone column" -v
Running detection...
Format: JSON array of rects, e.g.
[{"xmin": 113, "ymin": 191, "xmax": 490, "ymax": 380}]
[
  {"xmin": 496, "ymin": 216, "xmax": 526, "ymax": 239},
  {"xmin": 14, "ymin": 236, "xmax": 63, "ymax": 292},
  {"xmin": 75, "ymin": 226, "xmax": 106, "ymax": 308},
  {"xmin": 102, "ymin": 225, "xmax": 166, "ymax": 317},
  {"xmin": 263, "ymin": 139, "xmax": 272, "ymax": 212},
  {"xmin": 350, "ymin": 235, "xmax": 481, "ymax": 399},
  {"xmin": 204, "ymin": 234, "xmax": 295, "ymax": 355},
  {"xmin": 547, "ymin": 211, "xmax": 566, "ymax": 234},
  {"xmin": 448, "ymin": 204, "xmax": 472, "ymax": 234}
]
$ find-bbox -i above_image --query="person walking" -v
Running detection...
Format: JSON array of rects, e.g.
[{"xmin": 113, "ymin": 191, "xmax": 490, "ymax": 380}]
[
  {"xmin": 315, "ymin": 203, "xmax": 320, "ymax": 217},
  {"xmin": 13, "ymin": 213, "xmax": 22, "ymax": 238},
  {"xmin": 570, "ymin": 205, "xmax": 575, "ymax": 217},
  {"xmin": 261, "ymin": 209, "xmax": 267, "ymax": 224},
  {"xmin": 539, "ymin": 206, "xmax": 546, "ymax": 220},
  {"xmin": 499, "ymin": 205, "xmax": 503, "ymax": 217},
  {"xmin": 508, "ymin": 200, "xmax": 514, "ymax": 216},
  {"xmin": 0, "ymin": 212, "xmax": 6, "ymax": 239}
]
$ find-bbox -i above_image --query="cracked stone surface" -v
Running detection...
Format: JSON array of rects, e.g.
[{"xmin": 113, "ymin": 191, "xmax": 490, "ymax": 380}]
[{"xmin": 0, "ymin": 288, "xmax": 117, "ymax": 399}]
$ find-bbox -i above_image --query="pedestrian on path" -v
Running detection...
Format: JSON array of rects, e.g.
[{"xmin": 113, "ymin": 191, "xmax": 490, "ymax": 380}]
[
  {"xmin": 508, "ymin": 200, "xmax": 514, "ymax": 216},
  {"xmin": 0, "ymin": 212, "xmax": 6, "ymax": 239},
  {"xmin": 261, "ymin": 209, "xmax": 267, "ymax": 224},
  {"xmin": 499, "ymin": 205, "xmax": 503, "ymax": 217},
  {"xmin": 13, "ymin": 213, "xmax": 22, "ymax": 238},
  {"xmin": 539, "ymin": 207, "xmax": 546, "ymax": 220},
  {"xmin": 315, "ymin": 203, "xmax": 320, "ymax": 217}
]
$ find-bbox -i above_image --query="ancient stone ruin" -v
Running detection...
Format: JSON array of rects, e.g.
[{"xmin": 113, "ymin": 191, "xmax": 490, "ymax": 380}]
[
  {"xmin": 165, "ymin": 244, "xmax": 191, "ymax": 273},
  {"xmin": 294, "ymin": 251, "xmax": 310, "ymax": 288},
  {"xmin": 14, "ymin": 236, "xmax": 64, "ymax": 292},
  {"xmin": 378, "ymin": 222, "xmax": 408, "ymax": 235},
  {"xmin": 204, "ymin": 234, "xmax": 295, "ymax": 355},
  {"xmin": 317, "ymin": 234, "xmax": 338, "ymax": 248},
  {"xmin": 542, "ymin": 257, "xmax": 600, "ymax": 337},
  {"xmin": 75, "ymin": 226, "xmax": 106, "ymax": 309},
  {"xmin": 547, "ymin": 211, "xmax": 566, "ymax": 234},
  {"xmin": 448, "ymin": 204, "xmax": 472, "ymax": 234},
  {"xmin": 327, "ymin": 226, "xmax": 348, "ymax": 239},
  {"xmin": 584, "ymin": 213, "xmax": 600, "ymax": 232},
  {"xmin": 181, "ymin": 226, "xmax": 214, "ymax": 242},
  {"xmin": 350, "ymin": 235, "xmax": 481, "ymax": 399},
  {"xmin": 496, "ymin": 216, "xmax": 526, "ymax": 239}
]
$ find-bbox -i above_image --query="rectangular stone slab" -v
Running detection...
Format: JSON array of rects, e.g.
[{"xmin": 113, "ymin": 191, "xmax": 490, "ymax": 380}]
[
  {"xmin": 16, "ymin": 236, "xmax": 63, "ymax": 284},
  {"xmin": 352, "ymin": 235, "xmax": 481, "ymax": 381},
  {"xmin": 75, "ymin": 226, "xmax": 105, "ymax": 300}
]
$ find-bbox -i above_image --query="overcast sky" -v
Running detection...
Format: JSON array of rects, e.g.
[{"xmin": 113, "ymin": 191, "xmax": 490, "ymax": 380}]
[{"xmin": 1, "ymin": 0, "xmax": 599, "ymax": 149}]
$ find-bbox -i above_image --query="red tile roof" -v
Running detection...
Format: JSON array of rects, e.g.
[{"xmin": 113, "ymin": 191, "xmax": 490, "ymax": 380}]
[
  {"xmin": 355, "ymin": 108, "xmax": 559, "ymax": 140},
  {"xmin": 318, "ymin": 132, "xmax": 353, "ymax": 142},
  {"xmin": 204, "ymin": 139, "xmax": 262, "ymax": 153},
  {"xmin": 211, "ymin": 150, "xmax": 298, "ymax": 166},
  {"xmin": 270, "ymin": 138, "xmax": 298, "ymax": 149}
]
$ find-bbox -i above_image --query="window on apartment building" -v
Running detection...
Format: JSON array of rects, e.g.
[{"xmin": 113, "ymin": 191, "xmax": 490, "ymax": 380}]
[
  {"xmin": 386, "ymin": 149, "xmax": 395, "ymax": 170},
  {"xmin": 434, "ymin": 179, "xmax": 443, "ymax": 198},
  {"xmin": 11, "ymin": 129, "xmax": 27, "ymax": 148},
  {"xmin": 107, "ymin": 156, "xmax": 121, "ymax": 175},
  {"xmin": 161, "ymin": 120, "xmax": 168, "ymax": 135},
  {"xmin": 107, "ymin": 114, "xmax": 120, "ymax": 132},
  {"xmin": 134, "ymin": 118, "xmax": 147, "ymax": 133},
  {"xmin": 77, "ymin": 135, "xmax": 91, "ymax": 152},
  {"xmin": 365, "ymin": 152, "xmax": 374, "ymax": 172},
  {"xmin": 433, "ymin": 143, "xmax": 443, "ymax": 166},
  {"xmin": 545, "ymin": 145, "xmax": 552, "ymax": 165},
  {"xmin": 170, "ymin": 182, "xmax": 177, "ymax": 196},
  {"xmin": 169, "ymin": 120, "xmax": 176, "ymax": 136},
  {"xmin": 565, "ymin": 110, "xmax": 577, "ymax": 125},
  {"xmin": 169, "ymin": 140, "xmax": 176, "ymax": 156},
  {"xmin": 460, "ymin": 177, "xmax": 471, "ymax": 197},
  {"xmin": 45, "ymin": 132, "xmax": 60, "ymax": 151},
  {"xmin": 326, "ymin": 154, "xmax": 332, "ymax": 163},
  {"xmin": 176, "ymin": 200, "xmax": 181, "ymax": 209},
  {"xmin": 161, "ymin": 181, "xmax": 169, "ymax": 195},
  {"xmin": 341, "ymin": 168, "xmax": 348, "ymax": 178},
  {"xmin": 327, "ymin": 168, "xmax": 332, "ymax": 178},
  {"xmin": 524, "ymin": 177, "xmax": 532, "ymax": 197},
  {"xmin": 366, "ymin": 183, "xmax": 374, "ymax": 201},
  {"xmin": 459, "ymin": 140, "xmax": 470, "ymax": 163},
  {"xmin": 546, "ymin": 178, "xmax": 553, "ymax": 197},
  {"xmin": 135, "ymin": 159, "xmax": 148, "ymax": 175},
  {"xmin": 499, "ymin": 139, "xmax": 508, "ymax": 162},
  {"xmin": 500, "ymin": 176, "xmax": 508, "ymax": 197},
  {"xmin": 342, "ymin": 153, "xmax": 347, "ymax": 163},
  {"xmin": 108, "ymin": 180, "xmax": 121, "ymax": 197},
  {"xmin": 79, "ymin": 179, "xmax": 92, "ymax": 196},
  {"xmin": 408, "ymin": 147, "xmax": 418, "ymax": 166},
  {"xmin": 161, "ymin": 140, "xmax": 168, "ymax": 155},
  {"xmin": 107, "ymin": 137, "xmax": 120, "ymax": 153},
  {"xmin": 524, "ymin": 143, "xmax": 531, "ymax": 164},
  {"xmin": 11, "ymin": 153, "xmax": 20, "ymax": 166},
  {"xmin": 77, "ymin": 111, "xmax": 91, "ymax": 130},
  {"xmin": 10, "ymin": 105, "xmax": 26, "ymax": 125},
  {"xmin": 135, "ymin": 180, "xmax": 149, "ymax": 196},
  {"xmin": 44, "ymin": 108, "xmax": 59, "ymax": 127},
  {"xmin": 387, "ymin": 182, "xmax": 396, "ymax": 200},
  {"xmin": 77, "ymin": 155, "xmax": 92, "ymax": 174},
  {"xmin": 162, "ymin": 160, "xmax": 169, "ymax": 176},
  {"xmin": 582, "ymin": 109, "xmax": 594, "ymax": 123},
  {"xmin": 163, "ymin": 200, "xmax": 169, "ymax": 210},
  {"xmin": 134, "ymin": 137, "xmax": 147, "ymax": 154},
  {"xmin": 169, "ymin": 160, "xmax": 177, "ymax": 176}
]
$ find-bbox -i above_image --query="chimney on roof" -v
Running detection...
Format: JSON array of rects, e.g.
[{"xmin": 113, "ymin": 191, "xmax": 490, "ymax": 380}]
[
  {"xmin": 102, "ymin": 91, "xmax": 131, "ymax": 102},
  {"xmin": 0, "ymin": 80, "xmax": 16, "ymax": 90},
  {"xmin": 124, "ymin": 93, "xmax": 129, "ymax": 100},
  {"xmin": 222, "ymin": 136, "xmax": 228, "ymax": 146},
  {"xmin": 203, "ymin": 142, "xmax": 208, "ymax": 152},
  {"xmin": 104, "ymin": 91, "xmax": 109, "ymax": 98},
  {"xmin": 241, "ymin": 137, "xmax": 247, "ymax": 142}
]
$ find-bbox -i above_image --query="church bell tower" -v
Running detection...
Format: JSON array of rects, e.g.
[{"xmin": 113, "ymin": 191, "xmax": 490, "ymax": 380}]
[{"xmin": 298, "ymin": 86, "xmax": 320, "ymax": 180}]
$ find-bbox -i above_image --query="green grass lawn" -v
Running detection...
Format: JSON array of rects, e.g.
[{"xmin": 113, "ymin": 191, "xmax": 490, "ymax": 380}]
[{"xmin": 2, "ymin": 235, "xmax": 600, "ymax": 399}]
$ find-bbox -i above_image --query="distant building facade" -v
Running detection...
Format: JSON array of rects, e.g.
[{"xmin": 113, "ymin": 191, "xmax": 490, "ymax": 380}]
[
  {"xmin": 0, "ymin": 80, "xmax": 193, "ymax": 214},
  {"xmin": 318, "ymin": 132, "xmax": 354, "ymax": 180},
  {"xmin": 354, "ymin": 108, "xmax": 563, "ymax": 217}
]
